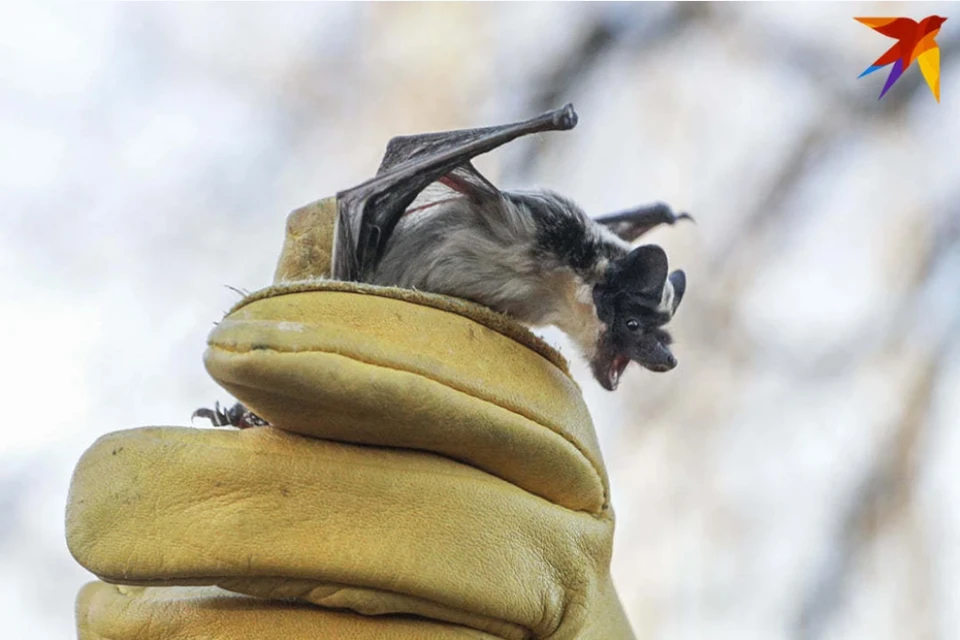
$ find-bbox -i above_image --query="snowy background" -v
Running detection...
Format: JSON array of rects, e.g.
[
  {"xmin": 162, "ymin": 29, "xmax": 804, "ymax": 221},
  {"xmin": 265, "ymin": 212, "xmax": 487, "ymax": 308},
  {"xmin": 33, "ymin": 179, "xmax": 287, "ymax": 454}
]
[{"xmin": 2, "ymin": 3, "xmax": 958, "ymax": 638}]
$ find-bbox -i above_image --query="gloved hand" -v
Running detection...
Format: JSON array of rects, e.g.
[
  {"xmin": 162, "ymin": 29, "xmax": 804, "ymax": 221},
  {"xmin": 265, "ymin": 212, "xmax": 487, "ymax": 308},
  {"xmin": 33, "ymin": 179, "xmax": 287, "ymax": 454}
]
[{"xmin": 65, "ymin": 199, "xmax": 637, "ymax": 639}]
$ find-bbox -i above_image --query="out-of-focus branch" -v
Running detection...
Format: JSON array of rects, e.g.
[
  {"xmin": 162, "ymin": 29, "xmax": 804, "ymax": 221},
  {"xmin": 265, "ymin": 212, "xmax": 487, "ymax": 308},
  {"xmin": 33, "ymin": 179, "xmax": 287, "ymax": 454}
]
[
  {"xmin": 794, "ymin": 354, "xmax": 939, "ymax": 639},
  {"xmin": 708, "ymin": 26, "xmax": 959, "ymax": 271},
  {"xmin": 691, "ymin": 23, "xmax": 957, "ymax": 382},
  {"xmin": 508, "ymin": 3, "xmax": 707, "ymax": 181},
  {"xmin": 793, "ymin": 210, "xmax": 960, "ymax": 639},
  {"xmin": 725, "ymin": 9, "xmax": 960, "ymax": 118}
]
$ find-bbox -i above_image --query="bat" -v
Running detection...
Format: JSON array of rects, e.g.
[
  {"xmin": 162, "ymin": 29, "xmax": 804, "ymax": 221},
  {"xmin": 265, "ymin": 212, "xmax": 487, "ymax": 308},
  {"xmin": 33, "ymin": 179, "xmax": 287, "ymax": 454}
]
[
  {"xmin": 335, "ymin": 103, "xmax": 689, "ymax": 387},
  {"xmin": 196, "ymin": 104, "xmax": 689, "ymax": 427}
]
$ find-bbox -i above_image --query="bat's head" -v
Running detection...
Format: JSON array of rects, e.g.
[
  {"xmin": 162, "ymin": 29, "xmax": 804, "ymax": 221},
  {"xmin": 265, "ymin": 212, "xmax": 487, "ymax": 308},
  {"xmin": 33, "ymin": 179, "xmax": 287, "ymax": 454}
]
[{"xmin": 591, "ymin": 245, "xmax": 686, "ymax": 390}]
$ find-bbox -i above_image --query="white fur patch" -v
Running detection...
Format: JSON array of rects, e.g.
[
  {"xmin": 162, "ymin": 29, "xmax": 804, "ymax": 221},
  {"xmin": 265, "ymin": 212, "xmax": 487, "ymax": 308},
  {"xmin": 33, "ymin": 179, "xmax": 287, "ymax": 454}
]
[{"xmin": 659, "ymin": 280, "xmax": 675, "ymax": 315}]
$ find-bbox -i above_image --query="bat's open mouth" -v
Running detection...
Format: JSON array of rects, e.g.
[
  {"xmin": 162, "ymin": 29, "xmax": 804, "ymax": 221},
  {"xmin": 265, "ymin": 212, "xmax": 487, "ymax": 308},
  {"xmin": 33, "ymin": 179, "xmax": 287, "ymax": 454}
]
[
  {"xmin": 605, "ymin": 354, "xmax": 631, "ymax": 391},
  {"xmin": 594, "ymin": 332, "xmax": 678, "ymax": 391}
]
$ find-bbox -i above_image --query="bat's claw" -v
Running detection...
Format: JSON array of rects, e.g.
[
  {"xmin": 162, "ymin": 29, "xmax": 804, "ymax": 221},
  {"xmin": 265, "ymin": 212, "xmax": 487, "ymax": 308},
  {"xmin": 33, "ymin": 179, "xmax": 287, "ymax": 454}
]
[
  {"xmin": 192, "ymin": 401, "xmax": 232, "ymax": 426},
  {"xmin": 192, "ymin": 401, "xmax": 269, "ymax": 429},
  {"xmin": 191, "ymin": 407, "xmax": 221, "ymax": 425},
  {"xmin": 553, "ymin": 103, "xmax": 578, "ymax": 130},
  {"xmin": 594, "ymin": 202, "xmax": 694, "ymax": 242},
  {"xmin": 648, "ymin": 204, "xmax": 694, "ymax": 226},
  {"xmin": 651, "ymin": 203, "xmax": 694, "ymax": 226}
]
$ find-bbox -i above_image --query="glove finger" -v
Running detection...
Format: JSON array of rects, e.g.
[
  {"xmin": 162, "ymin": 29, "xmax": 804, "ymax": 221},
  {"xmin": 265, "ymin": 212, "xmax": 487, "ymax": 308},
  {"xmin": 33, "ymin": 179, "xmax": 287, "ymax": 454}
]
[
  {"xmin": 203, "ymin": 286, "xmax": 608, "ymax": 513},
  {"xmin": 67, "ymin": 426, "xmax": 613, "ymax": 639},
  {"xmin": 77, "ymin": 581, "xmax": 497, "ymax": 640}
]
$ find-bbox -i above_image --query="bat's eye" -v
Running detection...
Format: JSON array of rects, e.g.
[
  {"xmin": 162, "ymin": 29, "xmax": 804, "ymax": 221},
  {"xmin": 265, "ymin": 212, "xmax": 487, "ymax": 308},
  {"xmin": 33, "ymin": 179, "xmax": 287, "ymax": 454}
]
[{"xmin": 626, "ymin": 319, "xmax": 640, "ymax": 332}]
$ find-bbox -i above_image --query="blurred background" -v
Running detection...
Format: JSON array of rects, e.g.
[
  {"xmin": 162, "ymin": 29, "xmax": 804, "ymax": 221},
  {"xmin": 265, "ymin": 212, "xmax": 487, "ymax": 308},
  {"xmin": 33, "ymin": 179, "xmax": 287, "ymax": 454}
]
[{"xmin": 2, "ymin": 2, "xmax": 958, "ymax": 638}]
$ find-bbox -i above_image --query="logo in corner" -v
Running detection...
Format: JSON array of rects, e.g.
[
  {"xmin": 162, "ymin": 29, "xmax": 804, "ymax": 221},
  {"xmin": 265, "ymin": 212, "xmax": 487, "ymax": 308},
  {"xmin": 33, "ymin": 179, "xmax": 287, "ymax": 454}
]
[{"xmin": 856, "ymin": 16, "xmax": 947, "ymax": 102}]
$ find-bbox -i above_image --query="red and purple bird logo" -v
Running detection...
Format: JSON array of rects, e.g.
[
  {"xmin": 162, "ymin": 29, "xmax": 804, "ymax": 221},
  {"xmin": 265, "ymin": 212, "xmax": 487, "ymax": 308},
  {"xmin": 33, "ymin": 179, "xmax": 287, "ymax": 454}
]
[{"xmin": 856, "ymin": 15, "xmax": 947, "ymax": 102}]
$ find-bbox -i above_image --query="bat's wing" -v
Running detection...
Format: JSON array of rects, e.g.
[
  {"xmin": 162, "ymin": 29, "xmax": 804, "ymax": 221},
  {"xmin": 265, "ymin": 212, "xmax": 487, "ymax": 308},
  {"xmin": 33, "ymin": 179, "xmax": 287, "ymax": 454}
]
[
  {"xmin": 593, "ymin": 202, "xmax": 693, "ymax": 243},
  {"xmin": 399, "ymin": 161, "xmax": 500, "ymax": 217},
  {"xmin": 332, "ymin": 104, "xmax": 579, "ymax": 281}
]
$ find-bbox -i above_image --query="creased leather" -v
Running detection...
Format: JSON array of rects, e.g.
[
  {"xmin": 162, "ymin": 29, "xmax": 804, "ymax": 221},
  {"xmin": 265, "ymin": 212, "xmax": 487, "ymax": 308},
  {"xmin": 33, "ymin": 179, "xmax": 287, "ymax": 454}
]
[
  {"xmin": 76, "ymin": 582, "xmax": 498, "ymax": 639},
  {"xmin": 66, "ymin": 198, "xmax": 636, "ymax": 639},
  {"xmin": 204, "ymin": 286, "xmax": 605, "ymax": 512}
]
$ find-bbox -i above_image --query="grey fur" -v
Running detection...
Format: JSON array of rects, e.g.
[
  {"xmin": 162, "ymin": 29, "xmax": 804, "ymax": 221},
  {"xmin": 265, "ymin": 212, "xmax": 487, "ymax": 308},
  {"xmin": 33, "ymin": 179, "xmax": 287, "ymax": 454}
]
[
  {"xmin": 333, "ymin": 104, "xmax": 688, "ymax": 390},
  {"xmin": 372, "ymin": 189, "xmax": 679, "ymax": 368},
  {"xmin": 193, "ymin": 104, "xmax": 687, "ymax": 434}
]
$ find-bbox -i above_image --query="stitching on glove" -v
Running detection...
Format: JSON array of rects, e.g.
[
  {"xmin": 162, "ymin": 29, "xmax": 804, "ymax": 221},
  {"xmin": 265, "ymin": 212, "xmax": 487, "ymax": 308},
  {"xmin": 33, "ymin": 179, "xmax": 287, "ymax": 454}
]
[
  {"xmin": 226, "ymin": 280, "xmax": 572, "ymax": 376},
  {"xmin": 209, "ymin": 341, "xmax": 609, "ymax": 512}
]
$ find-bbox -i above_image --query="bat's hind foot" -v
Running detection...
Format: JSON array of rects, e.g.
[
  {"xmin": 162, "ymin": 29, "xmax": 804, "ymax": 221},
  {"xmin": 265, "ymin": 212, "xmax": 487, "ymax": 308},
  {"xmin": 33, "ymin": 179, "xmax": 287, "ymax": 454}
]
[
  {"xmin": 647, "ymin": 203, "xmax": 693, "ymax": 226},
  {"xmin": 594, "ymin": 202, "xmax": 694, "ymax": 242},
  {"xmin": 192, "ymin": 401, "xmax": 269, "ymax": 429}
]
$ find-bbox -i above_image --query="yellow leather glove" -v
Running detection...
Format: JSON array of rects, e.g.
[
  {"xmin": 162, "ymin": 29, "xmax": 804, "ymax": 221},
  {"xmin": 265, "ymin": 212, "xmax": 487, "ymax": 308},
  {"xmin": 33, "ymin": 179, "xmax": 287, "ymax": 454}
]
[{"xmin": 66, "ymin": 199, "xmax": 637, "ymax": 639}]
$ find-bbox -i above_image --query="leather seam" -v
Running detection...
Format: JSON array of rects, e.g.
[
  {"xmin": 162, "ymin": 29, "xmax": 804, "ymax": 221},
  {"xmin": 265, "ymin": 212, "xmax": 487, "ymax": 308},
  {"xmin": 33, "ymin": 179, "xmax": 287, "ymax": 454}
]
[
  {"xmin": 228, "ymin": 282, "xmax": 571, "ymax": 375},
  {"xmin": 104, "ymin": 576, "xmax": 534, "ymax": 639},
  {"xmin": 209, "ymin": 340, "xmax": 609, "ymax": 512}
]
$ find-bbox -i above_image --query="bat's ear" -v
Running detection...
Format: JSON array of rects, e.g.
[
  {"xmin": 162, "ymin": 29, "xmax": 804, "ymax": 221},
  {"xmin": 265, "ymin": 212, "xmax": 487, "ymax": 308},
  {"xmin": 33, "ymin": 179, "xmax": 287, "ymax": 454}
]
[
  {"xmin": 615, "ymin": 245, "xmax": 669, "ymax": 299},
  {"xmin": 668, "ymin": 269, "xmax": 686, "ymax": 314}
]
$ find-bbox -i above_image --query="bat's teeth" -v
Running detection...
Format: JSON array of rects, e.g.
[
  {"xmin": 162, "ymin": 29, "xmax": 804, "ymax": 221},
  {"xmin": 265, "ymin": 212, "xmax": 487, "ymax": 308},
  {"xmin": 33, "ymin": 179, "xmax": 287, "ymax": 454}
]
[{"xmin": 608, "ymin": 354, "xmax": 630, "ymax": 389}]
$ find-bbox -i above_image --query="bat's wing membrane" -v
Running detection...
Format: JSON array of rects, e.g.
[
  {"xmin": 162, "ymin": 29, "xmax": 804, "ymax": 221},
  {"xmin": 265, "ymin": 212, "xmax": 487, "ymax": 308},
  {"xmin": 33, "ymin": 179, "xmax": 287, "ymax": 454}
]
[
  {"xmin": 333, "ymin": 104, "xmax": 578, "ymax": 281},
  {"xmin": 593, "ymin": 202, "xmax": 693, "ymax": 243},
  {"xmin": 402, "ymin": 161, "xmax": 508, "ymax": 218}
]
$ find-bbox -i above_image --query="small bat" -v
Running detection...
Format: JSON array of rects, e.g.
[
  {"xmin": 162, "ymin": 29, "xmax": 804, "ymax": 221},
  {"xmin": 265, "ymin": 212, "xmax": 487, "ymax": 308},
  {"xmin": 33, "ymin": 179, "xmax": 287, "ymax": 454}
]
[
  {"xmin": 197, "ymin": 104, "xmax": 689, "ymax": 427},
  {"xmin": 334, "ymin": 103, "xmax": 689, "ymax": 389}
]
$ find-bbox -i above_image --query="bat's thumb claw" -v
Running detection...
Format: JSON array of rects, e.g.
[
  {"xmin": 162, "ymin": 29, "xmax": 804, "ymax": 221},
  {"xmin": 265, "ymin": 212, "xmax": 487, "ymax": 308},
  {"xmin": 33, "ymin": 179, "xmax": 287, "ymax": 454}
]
[
  {"xmin": 554, "ymin": 103, "xmax": 578, "ymax": 130},
  {"xmin": 677, "ymin": 212, "xmax": 696, "ymax": 224}
]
